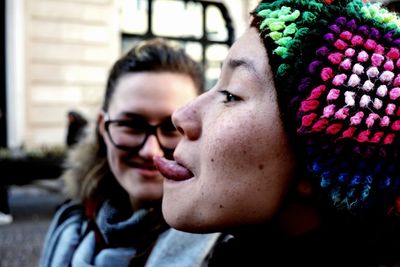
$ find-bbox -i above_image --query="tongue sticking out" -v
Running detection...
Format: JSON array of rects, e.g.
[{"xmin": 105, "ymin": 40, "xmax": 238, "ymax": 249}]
[{"xmin": 154, "ymin": 156, "xmax": 194, "ymax": 181}]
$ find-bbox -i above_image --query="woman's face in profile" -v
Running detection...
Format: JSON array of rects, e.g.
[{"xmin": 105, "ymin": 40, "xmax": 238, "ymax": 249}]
[{"xmin": 158, "ymin": 28, "xmax": 296, "ymax": 233}]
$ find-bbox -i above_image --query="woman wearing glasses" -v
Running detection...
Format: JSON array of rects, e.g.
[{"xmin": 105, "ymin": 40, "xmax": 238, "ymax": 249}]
[{"xmin": 39, "ymin": 38, "xmax": 220, "ymax": 267}]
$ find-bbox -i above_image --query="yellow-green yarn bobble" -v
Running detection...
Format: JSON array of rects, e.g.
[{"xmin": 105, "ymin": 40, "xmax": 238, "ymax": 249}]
[
  {"xmin": 283, "ymin": 23, "xmax": 297, "ymax": 35},
  {"xmin": 360, "ymin": 6, "xmax": 374, "ymax": 20},
  {"xmin": 258, "ymin": 7, "xmax": 300, "ymax": 31},
  {"xmin": 269, "ymin": 31, "xmax": 283, "ymax": 41},
  {"xmin": 274, "ymin": 46, "xmax": 289, "ymax": 57},
  {"xmin": 302, "ymin": 11, "xmax": 317, "ymax": 23},
  {"xmin": 294, "ymin": 27, "xmax": 310, "ymax": 40},
  {"xmin": 277, "ymin": 63, "xmax": 290, "ymax": 77},
  {"xmin": 257, "ymin": 9, "xmax": 273, "ymax": 19},
  {"xmin": 275, "ymin": 36, "xmax": 292, "ymax": 46},
  {"xmin": 361, "ymin": 4, "xmax": 400, "ymax": 29},
  {"xmin": 269, "ymin": 21, "xmax": 287, "ymax": 31},
  {"xmin": 258, "ymin": 6, "xmax": 301, "ymax": 60}
]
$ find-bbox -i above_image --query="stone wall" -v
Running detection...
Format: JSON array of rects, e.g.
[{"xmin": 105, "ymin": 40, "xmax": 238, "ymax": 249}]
[{"xmin": 24, "ymin": 0, "xmax": 119, "ymax": 147}]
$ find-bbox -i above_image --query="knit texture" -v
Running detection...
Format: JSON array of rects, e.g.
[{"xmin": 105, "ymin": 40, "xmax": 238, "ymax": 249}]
[{"xmin": 253, "ymin": 0, "xmax": 400, "ymax": 218}]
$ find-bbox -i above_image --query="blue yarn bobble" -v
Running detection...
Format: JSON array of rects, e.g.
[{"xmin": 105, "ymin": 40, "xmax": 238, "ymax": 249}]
[
  {"xmin": 379, "ymin": 176, "xmax": 392, "ymax": 189},
  {"xmin": 360, "ymin": 175, "xmax": 373, "ymax": 201},
  {"xmin": 338, "ymin": 173, "xmax": 349, "ymax": 183},
  {"xmin": 331, "ymin": 187, "xmax": 342, "ymax": 206},
  {"xmin": 350, "ymin": 174, "xmax": 362, "ymax": 187},
  {"xmin": 320, "ymin": 171, "xmax": 332, "ymax": 188},
  {"xmin": 310, "ymin": 160, "xmax": 323, "ymax": 174}
]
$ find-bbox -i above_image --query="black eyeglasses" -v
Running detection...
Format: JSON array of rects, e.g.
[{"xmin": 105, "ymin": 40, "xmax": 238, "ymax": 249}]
[{"xmin": 104, "ymin": 113, "xmax": 181, "ymax": 157}]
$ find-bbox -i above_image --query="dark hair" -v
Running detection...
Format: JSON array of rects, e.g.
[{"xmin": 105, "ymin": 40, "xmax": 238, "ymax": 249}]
[{"xmin": 102, "ymin": 38, "xmax": 204, "ymax": 111}]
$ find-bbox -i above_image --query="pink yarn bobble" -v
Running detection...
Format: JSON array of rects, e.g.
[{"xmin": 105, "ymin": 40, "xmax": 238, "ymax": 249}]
[
  {"xmin": 384, "ymin": 134, "xmax": 395, "ymax": 145},
  {"xmin": 301, "ymin": 113, "xmax": 317, "ymax": 127},
  {"xmin": 370, "ymin": 132, "xmax": 384, "ymax": 143},
  {"xmin": 387, "ymin": 48, "xmax": 400, "ymax": 60},
  {"xmin": 356, "ymin": 130, "xmax": 370, "ymax": 142},
  {"xmin": 335, "ymin": 107, "xmax": 349, "ymax": 120},
  {"xmin": 375, "ymin": 44, "xmax": 385, "ymax": 54},
  {"xmin": 365, "ymin": 113, "xmax": 379, "ymax": 128},
  {"xmin": 340, "ymin": 58, "xmax": 352, "ymax": 70},
  {"xmin": 311, "ymin": 119, "xmax": 329, "ymax": 132},
  {"xmin": 371, "ymin": 53, "xmax": 384, "ymax": 66},
  {"xmin": 389, "ymin": 87, "xmax": 400, "ymax": 100},
  {"xmin": 334, "ymin": 39, "xmax": 348, "ymax": 50},
  {"xmin": 322, "ymin": 104, "xmax": 336, "ymax": 118},
  {"xmin": 326, "ymin": 123, "xmax": 343, "ymax": 135},
  {"xmin": 350, "ymin": 111, "xmax": 364, "ymax": 125},
  {"xmin": 380, "ymin": 116, "xmax": 390, "ymax": 127},
  {"xmin": 345, "ymin": 48, "xmax": 356, "ymax": 57},
  {"xmin": 391, "ymin": 120, "xmax": 400, "ymax": 131},
  {"xmin": 364, "ymin": 39, "xmax": 377, "ymax": 50},
  {"xmin": 351, "ymin": 35, "xmax": 364, "ymax": 46},
  {"xmin": 393, "ymin": 75, "xmax": 400, "ymax": 86},
  {"xmin": 328, "ymin": 52, "xmax": 343, "ymax": 64},
  {"xmin": 300, "ymin": 100, "xmax": 320, "ymax": 112},
  {"xmin": 357, "ymin": 51, "xmax": 369, "ymax": 62},
  {"xmin": 384, "ymin": 60, "xmax": 394, "ymax": 71},
  {"xmin": 309, "ymin": 85, "xmax": 326, "ymax": 99},
  {"xmin": 327, "ymin": 89, "xmax": 340, "ymax": 101},
  {"xmin": 321, "ymin": 67, "xmax": 333, "ymax": 81},
  {"xmin": 333, "ymin": 74, "xmax": 347, "ymax": 86},
  {"xmin": 340, "ymin": 31, "xmax": 352, "ymax": 40},
  {"xmin": 386, "ymin": 103, "xmax": 396, "ymax": 115},
  {"xmin": 342, "ymin": 127, "xmax": 356, "ymax": 138}
]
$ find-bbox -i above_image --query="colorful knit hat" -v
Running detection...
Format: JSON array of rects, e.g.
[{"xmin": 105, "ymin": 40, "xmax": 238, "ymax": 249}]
[{"xmin": 252, "ymin": 0, "xmax": 400, "ymax": 218}]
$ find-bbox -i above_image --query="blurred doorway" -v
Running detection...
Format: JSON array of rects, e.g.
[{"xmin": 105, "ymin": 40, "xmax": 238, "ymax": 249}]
[{"xmin": 0, "ymin": 0, "xmax": 6, "ymax": 148}]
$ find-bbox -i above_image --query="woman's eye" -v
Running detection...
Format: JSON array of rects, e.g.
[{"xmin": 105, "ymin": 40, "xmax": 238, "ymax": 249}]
[{"xmin": 220, "ymin": 90, "xmax": 241, "ymax": 103}]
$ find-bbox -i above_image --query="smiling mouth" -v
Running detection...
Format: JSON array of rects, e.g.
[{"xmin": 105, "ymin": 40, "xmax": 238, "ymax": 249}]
[
  {"xmin": 127, "ymin": 161, "xmax": 157, "ymax": 171},
  {"xmin": 153, "ymin": 156, "xmax": 194, "ymax": 181}
]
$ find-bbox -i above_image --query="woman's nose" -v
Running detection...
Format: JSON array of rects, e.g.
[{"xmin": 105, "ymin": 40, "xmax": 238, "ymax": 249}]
[
  {"xmin": 172, "ymin": 95, "xmax": 203, "ymax": 141},
  {"xmin": 138, "ymin": 135, "xmax": 164, "ymax": 159}
]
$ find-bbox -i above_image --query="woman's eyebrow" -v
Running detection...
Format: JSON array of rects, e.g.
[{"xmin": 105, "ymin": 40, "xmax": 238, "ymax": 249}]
[{"xmin": 227, "ymin": 58, "xmax": 263, "ymax": 83}]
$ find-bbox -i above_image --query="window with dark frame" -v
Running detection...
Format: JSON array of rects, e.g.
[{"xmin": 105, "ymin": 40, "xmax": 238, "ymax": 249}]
[{"xmin": 120, "ymin": 0, "xmax": 235, "ymax": 90}]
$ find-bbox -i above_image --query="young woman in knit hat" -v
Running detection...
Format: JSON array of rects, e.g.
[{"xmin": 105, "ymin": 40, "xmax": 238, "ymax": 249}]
[{"xmin": 155, "ymin": 1, "xmax": 400, "ymax": 265}]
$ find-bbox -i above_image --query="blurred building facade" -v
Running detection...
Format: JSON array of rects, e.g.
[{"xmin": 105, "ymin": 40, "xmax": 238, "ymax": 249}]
[{"xmin": 2, "ymin": 0, "xmax": 257, "ymax": 149}]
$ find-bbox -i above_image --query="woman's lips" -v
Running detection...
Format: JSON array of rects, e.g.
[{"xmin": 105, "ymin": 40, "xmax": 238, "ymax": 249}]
[{"xmin": 153, "ymin": 156, "xmax": 194, "ymax": 181}]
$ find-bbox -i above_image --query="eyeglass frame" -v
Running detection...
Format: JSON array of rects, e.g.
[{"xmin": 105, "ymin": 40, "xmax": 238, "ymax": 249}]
[{"xmin": 103, "ymin": 112, "xmax": 177, "ymax": 156}]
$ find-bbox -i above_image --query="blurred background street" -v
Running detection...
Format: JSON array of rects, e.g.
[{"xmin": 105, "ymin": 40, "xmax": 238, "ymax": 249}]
[{"xmin": 0, "ymin": 180, "xmax": 65, "ymax": 267}]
